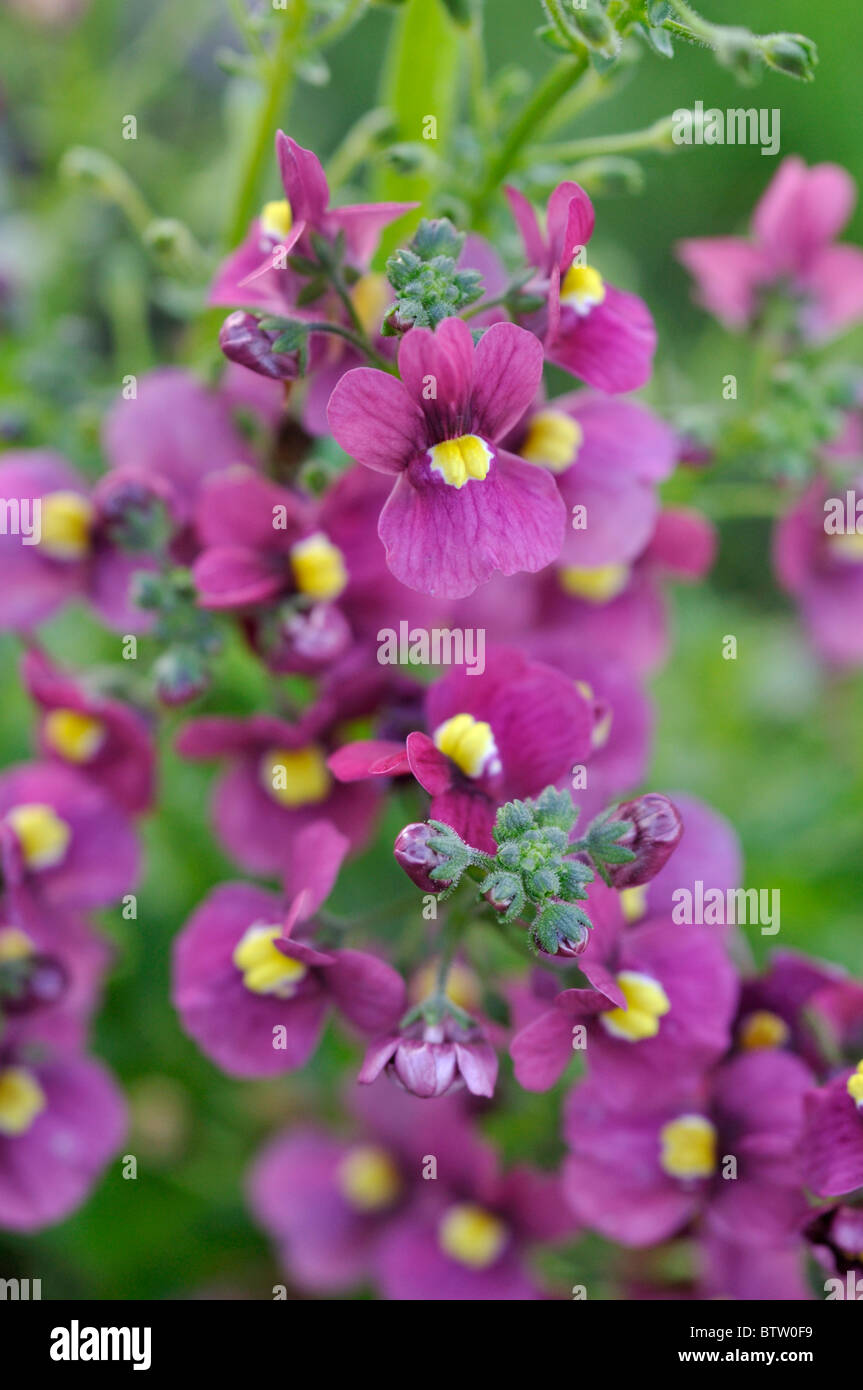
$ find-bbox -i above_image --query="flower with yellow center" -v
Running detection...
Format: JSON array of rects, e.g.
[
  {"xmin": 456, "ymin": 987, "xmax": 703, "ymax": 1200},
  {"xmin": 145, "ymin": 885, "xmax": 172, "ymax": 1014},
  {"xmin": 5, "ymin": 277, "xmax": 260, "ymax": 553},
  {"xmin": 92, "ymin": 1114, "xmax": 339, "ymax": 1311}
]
[
  {"xmin": 738, "ymin": 1010, "xmax": 790, "ymax": 1051},
  {"xmin": 0, "ymin": 926, "xmax": 36, "ymax": 962},
  {"xmin": 350, "ymin": 273, "xmax": 391, "ymax": 340},
  {"xmin": 261, "ymin": 746, "xmax": 331, "ymax": 808},
  {"xmin": 847, "ymin": 1060, "xmax": 863, "ymax": 1110},
  {"xmin": 659, "ymin": 1114, "xmax": 718, "ymax": 1180},
  {"xmin": 43, "ymin": 709, "xmax": 107, "ymax": 764},
  {"xmin": 438, "ymin": 1203, "xmax": 508, "ymax": 1269},
  {"xmin": 337, "ymin": 1145, "xmax": 402, "ymax": 1212},
  {"xmin": 5, "ymin": 803, "xmax": 72, "ymax": 870},
  {"xmin": 558, "ymin": 564, "xmax": 630, "ymax": 604},
  {"xmin": 620, "ymin": 884, "xmax": 648, "ymax": 924},
  {"xmin": 289, "ymin": 533, "xmax": 348, "ymax": 602},
  {"xmin": 433, "ymin": 713, "xmax": 500, "ymax": 779},
  {"xmin": 520, "ymin": 410, "xmax": 583, "ymax": 473},
  {"xmin": 601, "ymin": 970, "xmax": 671, "ymax": 1042},
  {"xmin": 232, "ymin": 923, "xmax": 308, "ymax": 998},
  {"xmin": 0, "ymin": 1066, "xmax": 47, "ymax": 1136},
  {"xmin": 38, "ymin": 491, "xmax": 95, "ymax": 561},
  {"xmin": 260, "ymin": 199, "xmax": 293, "ymax": 240},
  {"xmin": 560, "ymin": 262, "xmax": 606, "ymax": 315},
  {"xmin": 427, "ymin": 434, "xmax": 492, "ymax": 489}
]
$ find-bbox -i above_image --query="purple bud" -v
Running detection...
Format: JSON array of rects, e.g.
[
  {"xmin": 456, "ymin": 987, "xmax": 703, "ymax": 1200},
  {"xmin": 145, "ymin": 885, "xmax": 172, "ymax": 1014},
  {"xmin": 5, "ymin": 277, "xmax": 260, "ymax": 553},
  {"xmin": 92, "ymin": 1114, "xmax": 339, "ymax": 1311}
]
[
  {"xmin": 606, "ymin": 793, "xmax": 683, "ymax": 889},
  {"xmin": 359, "ymin": 1019, "xmax": 498, "ymax": 1099},
  {"xmin": 153, "ymin": 647, "xmax": 209, "ymax": 707},
  {"xmin": 393, "ymin": 823, "xmax": 450, "ymax": 894},
  {"xmin": 219, "ymin": 311, "xmax": 300, "ymax": 381}
]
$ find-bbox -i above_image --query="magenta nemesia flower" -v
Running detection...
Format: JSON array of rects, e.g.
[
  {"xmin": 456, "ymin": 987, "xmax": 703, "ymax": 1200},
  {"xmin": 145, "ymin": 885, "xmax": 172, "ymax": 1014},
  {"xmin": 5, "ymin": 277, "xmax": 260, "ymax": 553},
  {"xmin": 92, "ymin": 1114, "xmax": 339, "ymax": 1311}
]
[
  {"xmin": 678, "ymin": 156, "xmax": 863, "ymax": 341},
  {"xmin": 176, "ymin": 677, "xmax": 385, "ymax": 876},
  {"xmin": 0, "ymin": 1043, "xmax": 125, "ymax": 1232},
  {"xmin": 192, "ymin": 464, "xmax": 443, "ymax": 673},
  {"xmin": 23, "ymin": 648, "xmax": 156, "ymax": 815},
  {"xmin": 506, "ymin": 181, "xmax": 656, "ymax": 393},
  {"xmin": 774, "ymin": 475, "xmax": 863, "ymax": 666},
  {"xmin": 563, "ymin": 1050, "xmax": 812, "ymax": 1250},
  {"xmin": 172, "ymin": 822, "xmax": 405, "ymax": 1078},
  {"xmin": 0, "ymin": 762, "xmax": 139, "ymax": 911},
  {"xmin": 327, "ymin": 317, "xmax": 567, "ymax": 598},
  {"xmin": 0, "ymin": 891, "xmax": 108, "ymax": 1051},
  {"xmin": 511, "ymin": 911, "xmax": 738, "ymax": 1105},
  {"xmin": 247, "ymin": 1084, "xmax": 481, "ymax": 1294},
  {"xmin": 329, "ymin": 647, "xmax": 594, "ymax": 853}
]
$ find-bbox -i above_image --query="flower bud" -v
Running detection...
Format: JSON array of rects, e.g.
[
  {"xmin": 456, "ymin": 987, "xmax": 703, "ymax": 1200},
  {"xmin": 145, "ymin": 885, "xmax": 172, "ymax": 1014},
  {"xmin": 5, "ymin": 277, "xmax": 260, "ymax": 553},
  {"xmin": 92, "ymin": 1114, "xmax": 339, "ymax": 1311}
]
[
  {"xmin": 219, "ymin": 311, "xmax": 301, "ymax": 381},
  {"xmin": 1, "ymin": 953, "xmax": 68, "ymax": 1013},
  {"xmin": 153, "ymin": 646, "xmax": 209, "ymax": 707},
  {"xmin": 393, "ymin": 822, "xmax": 450, "ymax": 894},
  {"xmin": 760, "ymin": 33, "xmax": 817, "ymax": 81},
  {"xmin": 359, "ymin": 1018, "xmax": 497, "ymax": 1099},
  {"xmin": 606, "ymin": 793, "xmax": 683, "ymax": 889}
]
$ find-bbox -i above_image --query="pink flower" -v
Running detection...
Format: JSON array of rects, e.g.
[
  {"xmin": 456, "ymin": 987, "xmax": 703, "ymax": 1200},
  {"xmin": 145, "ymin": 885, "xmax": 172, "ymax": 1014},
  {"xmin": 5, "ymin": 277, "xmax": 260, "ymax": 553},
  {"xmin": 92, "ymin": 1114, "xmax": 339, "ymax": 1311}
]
[
  {"xmin": 327, "ymin": 317, "xmax": 566, "ymax": 598},
  {"xmin": 678, "ymin": 156, "xmax": 863, "ymax": 341},
  {"xmin": 506, "ymin": 181, "xmax": 656, "ymax": 392}
]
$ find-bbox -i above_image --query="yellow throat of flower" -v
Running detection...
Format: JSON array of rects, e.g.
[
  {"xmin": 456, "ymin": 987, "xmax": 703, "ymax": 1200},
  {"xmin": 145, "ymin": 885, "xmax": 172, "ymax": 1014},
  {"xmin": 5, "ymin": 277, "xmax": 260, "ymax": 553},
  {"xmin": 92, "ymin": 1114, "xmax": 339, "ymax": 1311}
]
[
  {"xmin": 559, "ymin": 564, "xmax": 630, "ymax": 604},
  {"xmin": 261, "ymin": 746, "xmax": 331, "ymax": 808},
  {"xmin": 232, "ymin": 923, "xmax": 308, "ymax": 997},
  {"xmin": 0, "ymin": 1066, "xmax": 47, "ymax": 1136},
  {"xmin": 601, "ymin": 970, "xmax": 671, "ymax": 1043},
  {"xmin": 350, "ymin": 273, "xmax": 391, "ymax": 340},
  {"xmin": 620, "ymin": 884, "xmax": 648, "ymax": 924},
  {"xmin": 847, "ymin": 1060, "xmax": 863, "ymax": 1109},
  {"xmin": 560, "ymin": 262, "xmax": 606, "ymax": 315},
  {"xmin": 428, "ymin": 434, "xmax": 492, "ymax": 489},
  {"xmin": 521, "ymin": 410, "xmax": 583, "ymax": 473},
  {"xmin": 337, "ymin": 1145, "xmax": 402, "ymax": 1212},
  {"xmin": 260, "ymin": 199, "xmax": 293, "ymax": 240},
  {"xmin": 39, "ymin": 491, "xmax": 94, "ymax": 561},
  {"xmin": 43, "ymin": 708, "xmax": 107, "ymax": 764},
  {"xmin": 0, "ymin": 926, "xmax": 36, "ymax": 962},
  {"xmin": 438, "ymin": 1203, "xmax": 508, "ymax": 1269},
  {"xmin": 289, "ymin": 533, "xmax": 348, "ymax": 602},
  {"xmin": 659, "ymin": 1114, "xmax": 718, "ymax": 1180},
  {"xmin": 433, "ymin": 713, "xmax": 499, "ymax": 779},
  {"xmin": 5, "ymin": 803, "xmax": 72, "ymax": 870},
  {"xmin": 738, "ymin": 1010, "xmax": 790, "ymax": 1051}
]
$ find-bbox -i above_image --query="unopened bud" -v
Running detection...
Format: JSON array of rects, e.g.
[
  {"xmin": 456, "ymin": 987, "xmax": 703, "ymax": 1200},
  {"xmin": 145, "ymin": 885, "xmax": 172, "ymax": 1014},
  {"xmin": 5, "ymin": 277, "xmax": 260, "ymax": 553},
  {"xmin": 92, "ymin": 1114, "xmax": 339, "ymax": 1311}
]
[
  {"xmin": 219, "ymin": 311, "xmax": 301, "ymax": 381},
  {"xmin": 393, "ymin": 823, "xmax": 451, "ymax": 894},
  {"xmin": 605, "ymin": 793, "xmax": 683, "ymax": 889}
]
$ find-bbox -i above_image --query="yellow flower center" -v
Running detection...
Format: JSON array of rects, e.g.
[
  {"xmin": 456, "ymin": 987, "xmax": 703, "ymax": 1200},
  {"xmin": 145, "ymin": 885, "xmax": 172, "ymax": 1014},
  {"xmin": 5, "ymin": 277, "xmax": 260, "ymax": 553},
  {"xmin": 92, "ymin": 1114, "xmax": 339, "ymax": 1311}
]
[
  {"xmin": 0, "ymin": 1066, "xmax": 47, "ymax": 1137},
  {"xmin": 39, "ymin": 491, "xmax": 94, "ymax": 561},
  {"xmin": 43, "ymin": 709, "xmax": 107, "ymax": 764},
  {"xmin": 659, "ymin": 1114, "xmax": 718, "ymax": 1180},
  {"xmin": 427, "ymin": 434, "xmax": 492, "ymax": 489},
  {"xmin": 5, "ymin": 803, "xmax": 72, "ymax": 870},
  {"xmin": 0, "ymin": 926, "xmax": 36, "ymax": 962},
  {"xmin": 521, "ymin": 410, "xmax": 583, "ymax": 473},
  {"xmin": 738, "ymin": 1010, "xmax": 790, "ymax": 1051},
  {"xmin": 438, "ymin": 1203, "xmax": 508, "ymax": 1269},
  {"xmin": 350, "ymin": 273, "xmax": 391, "ymax": 339},
  {"xmin": 232, "ymin": 923, "xmax": 308, "ymax": 998},
  {"xmin": 337, "ymin": 1145, "xmax": 402, "ymax": 1212},
  {"xmin": 620, "ymin": 884, "xmax": 648, "ymax": 923},
  {"xmin": 260, "ymin": 199, "xmax": 293, "ymax": 240},
  {"xmin": 847, "ymin": 1060, "xmax": 863, "ymax": 1109},
  {"xmin": 830, "ymin": 531, "xmax": 863, "ymax": 563},
  {"xmin": 433, "ymin": 713, "xmax": 499, "ymax": 779},
  {"xmin": 289, "ymin": 533, "xmax": 348, "ymax": 602},
  {"xmin": 558, "ymin": 564, "xmax": 630, "ymax": 604},
  {"xmin": 601, "ymin": 970, "xmax": 671, "ymax": 1042},
  {"xmin": 560, "ymin": 262, "xmax": 606, "ymax": 315},
  {"xmin": 261, "ymin": 746, "xmax": 331, "ymax": 808}
]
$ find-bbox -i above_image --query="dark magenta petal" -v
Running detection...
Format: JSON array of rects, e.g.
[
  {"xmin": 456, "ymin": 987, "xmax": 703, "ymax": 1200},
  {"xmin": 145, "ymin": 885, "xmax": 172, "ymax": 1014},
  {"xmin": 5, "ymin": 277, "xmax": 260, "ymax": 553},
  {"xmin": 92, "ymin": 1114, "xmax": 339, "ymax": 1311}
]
[
  {"xmin": 325, "ymin": 949, "xmax": 406, "ymax": 1033},
  {"xmin": 470, "ymin": 322, "xmax": 544, "ymax": 442},
  {"xmin": 327, "ymin": 367, "xmax": 425, "ymax": 474}
]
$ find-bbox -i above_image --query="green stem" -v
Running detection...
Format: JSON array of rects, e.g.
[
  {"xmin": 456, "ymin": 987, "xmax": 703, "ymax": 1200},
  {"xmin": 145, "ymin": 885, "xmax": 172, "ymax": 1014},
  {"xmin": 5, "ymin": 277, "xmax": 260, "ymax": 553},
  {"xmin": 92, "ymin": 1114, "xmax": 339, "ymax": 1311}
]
[
  {"xmin": 300, "ymin": 319, "xmax": 393, "ymax": 370},
  {"xmin": 469, "ymin": 53, "xmax": 589, "ymax": 225},
  {"xmin": 537, "ymin": 115, "xmax": 674, "ymax": 163},
  {"xmin": 313, "ymin": 0, "xmax": 369, "ymax": 49},
  {"xmin": 224, "ymin": 0, "xmax": 307, "ymax": 251}
]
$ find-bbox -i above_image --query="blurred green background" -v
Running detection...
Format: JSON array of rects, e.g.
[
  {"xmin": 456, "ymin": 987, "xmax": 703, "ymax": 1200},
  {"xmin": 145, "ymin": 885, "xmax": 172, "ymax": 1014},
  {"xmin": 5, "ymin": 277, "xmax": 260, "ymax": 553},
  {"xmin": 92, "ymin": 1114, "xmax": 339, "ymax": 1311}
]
[{"xmin": 0, "ymin": 0, "xmax": 862, "ymax": 1298}]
